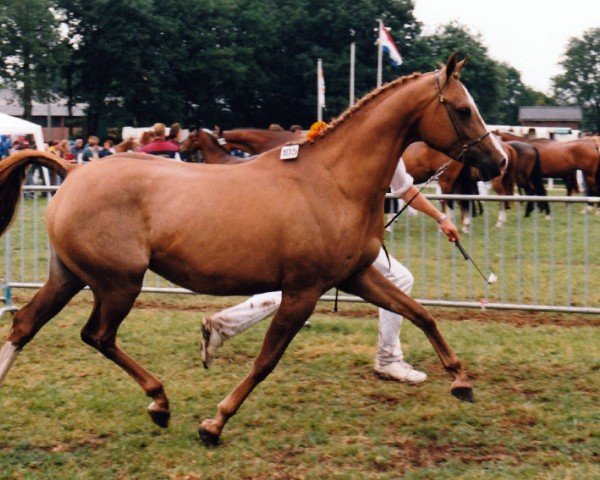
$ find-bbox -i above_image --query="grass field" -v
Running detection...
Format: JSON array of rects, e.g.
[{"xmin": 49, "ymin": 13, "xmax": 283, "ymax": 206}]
[{"xmin": 0, "ymin": 294, "xmax": 598, "ymax": 479}]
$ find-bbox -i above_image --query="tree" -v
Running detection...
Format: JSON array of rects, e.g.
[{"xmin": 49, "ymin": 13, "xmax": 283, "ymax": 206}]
[
  {"xmin": 0, "ymin": 0, "xmax": 63, "ymax": 120},
  {"xmin": 419, "ymin": 22, "xmax": 503, "ymax": 122},
  {"xmin": 552, "ymin": 28, "xmax": 600, "ymax": 132},
  {"xmin": 56, "ymin": 0, "xmax": 186, "ymax": 134},
  {"xmin": 495, "ymin": 63, "xmax": 552, "ymax": 125}
]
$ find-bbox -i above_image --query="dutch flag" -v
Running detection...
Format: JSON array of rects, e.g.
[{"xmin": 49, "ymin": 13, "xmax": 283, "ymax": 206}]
[{"xmin": 379, "ymin": 21, "xmax": 403, "ymax": 67}]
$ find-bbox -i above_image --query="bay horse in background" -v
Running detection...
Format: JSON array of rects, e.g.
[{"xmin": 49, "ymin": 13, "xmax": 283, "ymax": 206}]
[
  {"xmin": 497, "ymin": 131, "xmax": 600, "ymax": 200},
  {"xmin": 506, "ymin": 140, "xmax": 550, "ymax": 217},
  {"xmin": 0, "ymin": 54, "xmax": 506, "ymax": 445},
  {"xmin": 403, "ymin": 142, "xmax": 483, "ymax": 232},
  {"xmin": 180, "ymin": 129, "xmax": 251, "ymax": 165}
]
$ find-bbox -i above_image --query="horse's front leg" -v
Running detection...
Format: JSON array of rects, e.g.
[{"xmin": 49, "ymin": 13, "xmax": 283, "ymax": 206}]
[
  {"xmin": 199, "ymin": 287, "xmax": 321, "ymax": 446},
  {"xmin": 340, "ymin": 265, "xmax": 473, "ymax": 402}
]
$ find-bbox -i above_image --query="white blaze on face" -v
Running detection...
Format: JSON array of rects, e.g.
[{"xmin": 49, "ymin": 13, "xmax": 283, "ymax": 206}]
[
  {"xmin": 460, "ymin": 84, "xmax": 508, "ymax": 163},
  {"xmin": 0, "ymin": 342, "xmax": 19, "ymax": 386}
]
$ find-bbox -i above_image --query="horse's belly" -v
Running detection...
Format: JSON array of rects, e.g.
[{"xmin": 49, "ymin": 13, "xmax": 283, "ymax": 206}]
[{"xmin": 148, "ymin": 254, "xmax": 281, "ymax": 296}]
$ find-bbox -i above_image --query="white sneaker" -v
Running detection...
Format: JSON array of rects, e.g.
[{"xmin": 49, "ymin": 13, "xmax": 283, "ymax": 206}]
[
  {"xmin": 201, "ymin": 318, "xmax": 224, "ymax": 369},
  {"xmin": 374, "ymin": 360, "xmax": 427, "ymax": 385}
]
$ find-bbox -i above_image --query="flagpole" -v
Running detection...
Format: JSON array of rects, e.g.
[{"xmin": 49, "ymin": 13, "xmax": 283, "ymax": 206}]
[
  {"xmin": 376, "ymin": 19, "xmax": 383, "ymax": 88},
  {"xmin": 317, "ymin": 58, "xmax": 323, "ymax": 121},
  {"xmin": 349, "ymin": 36, "xmax": 356, "ymax": 106}
]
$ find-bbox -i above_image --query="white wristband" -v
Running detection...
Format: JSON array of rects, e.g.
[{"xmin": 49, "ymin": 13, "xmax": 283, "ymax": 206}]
[{"xmin": 437, "ymin": 214, "xmax": 448, "ymax": 224}]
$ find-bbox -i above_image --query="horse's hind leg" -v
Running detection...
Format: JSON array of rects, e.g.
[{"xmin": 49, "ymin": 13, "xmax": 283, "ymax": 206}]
[
  {"xmin": 1, "ymin": 251, "xmax": 84, "ymax": 386},
  {"xmin": 340, "ymin": 265, "xmax": 473, "ymax": 402},
  {"xmin": 199, "ymin": 288, "xmax": 321, "ymax": 446},
  {"xmin": 80, "ymin": 284, "xmax": 171, "ymax": 427}
]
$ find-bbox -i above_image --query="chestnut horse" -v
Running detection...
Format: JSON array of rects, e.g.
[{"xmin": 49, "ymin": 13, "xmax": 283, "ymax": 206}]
[
  {"xmin": 498, "ymin": 131, "xmax": 600, "ymax": 197},
  {"xmin": 216, "ymin": 127, "xmax": 300, "ymax": 155},
  {"xmin": 181, "ymin": 129, "xmax": 250, "ymax": 165},
  {"xmin": 0, "ymin": 55, "xmax": 505, "ymax": 445},
  {"xmin": 113, "ymin": 137, "xmax": 139, "ymax": 153}
]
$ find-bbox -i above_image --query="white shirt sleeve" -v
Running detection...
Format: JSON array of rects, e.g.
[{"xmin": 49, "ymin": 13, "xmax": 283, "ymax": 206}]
[{"xmin": 389, "ymin": 158, "xmax": 414, "ymax": 198}]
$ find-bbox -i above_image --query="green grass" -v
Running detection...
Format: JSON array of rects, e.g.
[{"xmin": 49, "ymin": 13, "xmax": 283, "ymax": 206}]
[{"xmin": 0, "ymin": 296, "xmax": 598, "ymax": 479}]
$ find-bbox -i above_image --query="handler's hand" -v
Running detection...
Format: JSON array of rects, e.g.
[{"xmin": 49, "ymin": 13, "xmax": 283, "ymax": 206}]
[{"xmin": 440, "ymin": 218, "xmax": 460, "ymax": 242}]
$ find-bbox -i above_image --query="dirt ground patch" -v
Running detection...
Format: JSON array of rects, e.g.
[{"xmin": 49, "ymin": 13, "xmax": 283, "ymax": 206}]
[{"xmin": 10, "ymin": 292, "xmax": 599, "ymax": 328}]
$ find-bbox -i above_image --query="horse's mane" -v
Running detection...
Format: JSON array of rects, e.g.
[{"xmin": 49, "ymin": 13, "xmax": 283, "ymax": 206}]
[{"xmin": 315, "ymin": 72, "xmax": 423, "ymax": 141}]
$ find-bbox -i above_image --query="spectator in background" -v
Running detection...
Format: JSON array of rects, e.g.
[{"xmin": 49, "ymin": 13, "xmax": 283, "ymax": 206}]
[
  {"xmin": 167, "ymin": 123, "xmax": 182, "ymax": 146},
  {"xmin": 103, "ymin": 128, "xmax": 122, "ymax": 146},
  {"xmin": 10, "ymin": 139, "xmax": 24, "ymax": 155},
  {"xmin": 140, "ymin": 123, "xmax": 180, "ymax": 159},
  {"xmin": 58, "ymin": 140, "xmax": 75, "ymax": 163},
  {"xmin": 70, "ymin": 138, "xmax": 85, "ymax": 162},
  {"xmin": 99, "ymin": 139, "xmax": 116, "ymax": 158},
  {"xmin": 0, "ymin": 135, "xmax": 12, "ymax": 159},
  {"xmin": 290, "ymin": 124, "xmax": 303, "ymax": 134},
  {"xmin": 82, "ymin": 135, "xmax": 101, "ymax": 162},
  {"xmin": 268, "ymin": 123, "xmax": 284, "ymax": 131},
  {"xmin": 46, "ymin": 141, "xmax": 63, "ymax": 185}
]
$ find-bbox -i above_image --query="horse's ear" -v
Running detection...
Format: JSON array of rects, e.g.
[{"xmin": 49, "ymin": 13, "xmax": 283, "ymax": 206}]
[
  {"xmin": 455, "ymin": 54, "xmax": 469, "ymax": 77},
  {"xmin": 444, "ymin": 52, "xmax": 459, "ymax": 82},
  {"xmin": 440, "ymin": 52, "xmax": 458, "ymax": 88}
]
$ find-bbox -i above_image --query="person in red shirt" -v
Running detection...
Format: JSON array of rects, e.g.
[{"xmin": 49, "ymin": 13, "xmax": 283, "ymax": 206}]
[{"xmin": 140, "ymin": 123, "xmax": 180, "ymax": 159}]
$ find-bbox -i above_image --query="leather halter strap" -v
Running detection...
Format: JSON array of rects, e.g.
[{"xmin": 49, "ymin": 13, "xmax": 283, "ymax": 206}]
[{"xmin": 434, "ymin": 71, "xmax": 491, "ymax": 162}]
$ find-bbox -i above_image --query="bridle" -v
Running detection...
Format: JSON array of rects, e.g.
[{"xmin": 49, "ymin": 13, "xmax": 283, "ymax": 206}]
[{"xmin": 434, "ymin": 70, "xmax": 492, "ymax": 163}]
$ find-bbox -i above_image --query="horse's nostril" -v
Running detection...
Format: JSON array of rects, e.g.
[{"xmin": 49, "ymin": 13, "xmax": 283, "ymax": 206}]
[{"xmin": 500, "ymin": 158, "xmax": 507, "ymax": 170}]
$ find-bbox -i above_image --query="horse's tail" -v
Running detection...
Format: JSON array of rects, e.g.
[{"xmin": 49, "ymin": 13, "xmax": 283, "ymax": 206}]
[{"xmin": 0, "ymin": 149, "xmax": 76, "ymax": 236}]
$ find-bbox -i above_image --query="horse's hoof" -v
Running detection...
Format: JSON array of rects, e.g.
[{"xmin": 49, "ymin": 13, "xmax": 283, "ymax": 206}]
[
  {"xmin": 199, "ymin": 427, "xmax": 221, "ymax": 447},
  {"xmin": 451, "ymin": 385, "xmax": 475, "ymax": 403},
  {"xmin": 148, "ymin": 402, "xmax": 170, "ymax": 428}
]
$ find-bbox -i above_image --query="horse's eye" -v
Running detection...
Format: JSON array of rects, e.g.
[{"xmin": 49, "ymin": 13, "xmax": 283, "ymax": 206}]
[{"xmin": 457, "ymin": 107, "xmax": 471, "ymax": 118}]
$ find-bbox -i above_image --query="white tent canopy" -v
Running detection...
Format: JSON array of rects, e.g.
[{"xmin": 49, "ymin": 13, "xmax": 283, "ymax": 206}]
[
  {"xmin": 0, "ymin": 112, "xmax": 50, "ymax": 186},
  {"xmin": 0, "ymin": 112, "xmax": 45, "ymax": 150}
]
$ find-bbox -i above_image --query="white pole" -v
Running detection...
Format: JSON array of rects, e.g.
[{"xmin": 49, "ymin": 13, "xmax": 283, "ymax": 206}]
[
  {"xmin": 349, "ymin": 41, "xmax": 356, "ymax": 106},
  {"xmin": 376, "ymin": 19, "xmax": 383, "ymax": 88},
  {"xmin": 317, "ymin": 58, "xmax": 323, "ymax": 122}
]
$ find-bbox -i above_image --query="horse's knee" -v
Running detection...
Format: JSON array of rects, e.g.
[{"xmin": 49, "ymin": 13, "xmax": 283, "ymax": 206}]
[{"xmin": 80, "ymin": 327, "xmax": 113, "ymax": 353}]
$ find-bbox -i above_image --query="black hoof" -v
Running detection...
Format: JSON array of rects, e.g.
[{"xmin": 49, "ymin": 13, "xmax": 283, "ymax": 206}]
[
  {"xmin": 148, "ymin": 409, "xmax": 171, "ymax": 428},
  {"xmin": 199, "ymin": 427, "xmax": 221, "ymax": 447},
  {"xmin": 451, "ymin": 386, "xmax": 475, "ymax": 403}
]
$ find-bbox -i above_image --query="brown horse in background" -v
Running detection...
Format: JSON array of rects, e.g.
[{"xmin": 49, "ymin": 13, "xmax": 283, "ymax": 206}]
[
  {"xmin": 506, "ymin": 141, "xmax": 550, "ymax": 217},
  {"xmin": 404, "ymin": 140, "xmax": 518, "ymax": 230},
  {"xmin": 113, "ymin": 137, "xmax": 138, "ymax": 153},
  {"xmin": 403, "ymin": 142, "xmax": 481, "ymax": 232},
  {"xmin": 181, "ymin": 129, "xmax": 251, "ymax": 165},
  {"xmin": 0, "ymin": 55, "xmax": 506, "ymax": 445},
  {"xmin": 498, "ymin": 131, "xmax": 600, "ymax": 198},
  {"xmin": 217, "ymin": 127, "xmax": 300, "ymax": 155}
]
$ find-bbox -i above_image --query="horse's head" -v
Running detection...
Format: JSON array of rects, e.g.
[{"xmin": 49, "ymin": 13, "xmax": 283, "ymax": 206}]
[
  {"xmin": 180, "ymin": 130, "xmax": 199, "ymax": 154},
  {"xmin": 417, "ymin": 53, "xmax": 507, "ymax": 181},
  {"xmin": 180, "ymin": 129, "xmax": 216, "ymax": 154}
]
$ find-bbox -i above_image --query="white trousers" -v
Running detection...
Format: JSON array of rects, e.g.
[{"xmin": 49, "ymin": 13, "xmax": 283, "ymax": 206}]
[{"xmin": 209, "ymin": 247, "xmax": 414, "ymax": 365}]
